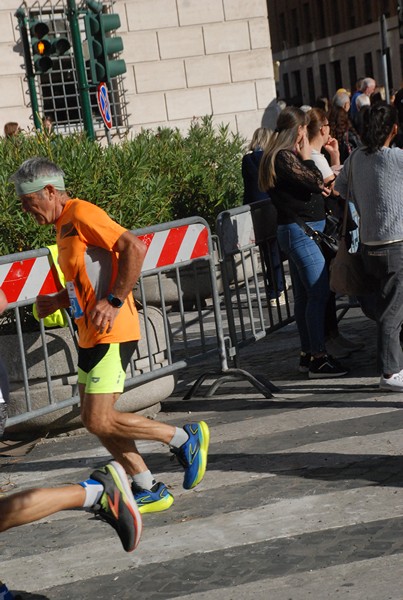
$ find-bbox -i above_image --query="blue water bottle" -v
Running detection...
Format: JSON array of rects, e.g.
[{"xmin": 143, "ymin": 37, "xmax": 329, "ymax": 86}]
[{"xmin": 0, "ymin": 581, "xmax": 14, "ymax": 600}]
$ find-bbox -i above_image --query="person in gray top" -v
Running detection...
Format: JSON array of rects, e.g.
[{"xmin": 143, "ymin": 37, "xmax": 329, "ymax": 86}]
[
  {"xmin": 0, "ymin": 289, "xmax": 9, "ymax": 438},
  {"xmin": 334, "ymin": 103, "xmax": 403, "ymax": 392}
]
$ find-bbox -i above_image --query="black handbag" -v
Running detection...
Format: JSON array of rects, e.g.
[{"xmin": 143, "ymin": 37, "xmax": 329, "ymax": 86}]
[
  {"xmin": 285, "ymin": 210, "xmax": 338, "ymax": 260},
  {"xmin": 281, "ymin": 193, "xmax": 339, "ymax": 259},
  {"xmin": 301, "ymin": 221, "xmax": 338, "ymax": 260}
]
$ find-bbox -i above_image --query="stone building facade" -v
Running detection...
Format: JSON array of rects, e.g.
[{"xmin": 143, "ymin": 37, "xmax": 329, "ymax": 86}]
[
  {"xmin": 267, "ymin": 0, "xmax": 402, "ymax": 104},
  {"xmin": 0, "ymin": 0, "xmax": 276, "ymax": 139}
]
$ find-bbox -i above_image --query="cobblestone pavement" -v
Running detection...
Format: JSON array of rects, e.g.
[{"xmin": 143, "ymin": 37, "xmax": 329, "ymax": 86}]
[{"xmin": 1, "ymin": 306, "xmax": 403, "ymax": 599}]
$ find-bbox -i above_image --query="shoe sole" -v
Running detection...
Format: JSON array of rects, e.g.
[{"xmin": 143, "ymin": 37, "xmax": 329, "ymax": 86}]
[
  {"xmin": 137, "ymin": 492, "xmax": 174, "ymax": 515},
  {"xmin": 186, "ymin": 421, "xmax": 210, "ymax": 490},
  {"xmin": 379, "ymin": 384, "xmax": 403, "ymax": 392},
  {"xmin": 309, "ymin": 370, "xmax": 349, "ymax": 379},
  {"xmin": 106, "ymin": 461, "xmax": 143, "ymax": 551}
]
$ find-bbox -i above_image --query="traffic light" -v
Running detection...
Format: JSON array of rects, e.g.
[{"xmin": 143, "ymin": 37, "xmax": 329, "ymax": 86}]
[
  {"xmin": 84, "ymin": 1, "xmax": 126, "ymax": 85},
  {"xmin": 30, "ymin": 19, "xmax": 71, "ymax": 74}
]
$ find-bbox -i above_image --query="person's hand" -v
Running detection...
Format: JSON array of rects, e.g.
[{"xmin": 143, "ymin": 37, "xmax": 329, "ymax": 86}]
[
  {"xmin": 324, "ymin": 137, "xmax": 340, "ymax": 164},
  {"xmin": 35, "ymin": 294, "xmax": 60, "ymax": 319},
  {"xmin": 321, "ymin": 185, "xmax": 332, "ymax": 198},
  {"xmin": 90, "ymin": 298, "xmax": 120, "ymax": 334},
  {"xmin": 0, "ymin": 289, "xmax": 8, "ymax": 315},
  {"xmin": 295, "ymin": 132, "xmax": 311, "ymax": 161}
]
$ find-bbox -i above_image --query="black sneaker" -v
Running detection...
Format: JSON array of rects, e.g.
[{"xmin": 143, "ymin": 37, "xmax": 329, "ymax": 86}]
[
  {"xmin": 90, "ymin": 461, "xmax": 142, "ymax": 552},
  {"xmin": 308, "ymin": 355, "xmax": 349, "ymax": 379},
  {"xmin": 299, "ymin": 352, "xmax": 311, "ymax": 373}
]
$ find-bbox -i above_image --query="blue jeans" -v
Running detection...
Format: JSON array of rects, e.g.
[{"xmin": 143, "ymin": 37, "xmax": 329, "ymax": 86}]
[
  {"xmin": 261, "ymin": 240, "xmax": 285, "ymax": 299},
  {"xmin": 362, "ymin": 242, "xmax": 403, "ymax": 374},
  {"xmin": 277, "ymin": 220, "xmax": 329, "ymax": 354}
]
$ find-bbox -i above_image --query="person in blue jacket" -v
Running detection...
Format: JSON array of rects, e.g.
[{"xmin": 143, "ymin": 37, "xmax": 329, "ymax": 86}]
[{"xmin": 242, "ymin": 127, "xmax": 285, "ymax": 306}]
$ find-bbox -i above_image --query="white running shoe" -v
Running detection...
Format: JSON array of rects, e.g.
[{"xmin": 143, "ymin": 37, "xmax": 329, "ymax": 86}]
[
  {"xmin": 269, "ymin": 291, "xmax": 286, "ymax": 307},
  {"xmin": 379, "ymin": 370, "xmax": 403, "ymax": 392}
]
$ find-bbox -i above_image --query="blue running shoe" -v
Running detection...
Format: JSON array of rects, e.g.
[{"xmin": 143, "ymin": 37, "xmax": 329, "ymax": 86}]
[
  {"xmin": 171, "ymin": 421, "xmax": 210, "ymax": 489},
  {"xmin": 132, "ymin": 481, "xmax": 174, "ymax": 514},
  {"xmin": 90, "ymin": 461, "xmax": 142, "ymax": 552}
]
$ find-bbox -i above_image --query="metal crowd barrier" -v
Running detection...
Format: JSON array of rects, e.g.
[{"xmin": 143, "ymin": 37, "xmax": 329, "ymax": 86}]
[
  {"xmin": 0, "ymin": 206, "xmax": 359, "ymax": 430},
  {"xmin": 215, "ymin": 200, "xmax": 294, "ymax": 381},
  {"xmin": 0, "ymin": 217, "xmax": 241, "ymax": 429}
]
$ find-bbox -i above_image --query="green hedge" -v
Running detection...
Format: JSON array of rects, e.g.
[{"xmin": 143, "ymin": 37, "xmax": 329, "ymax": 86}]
[{"xmin": 0, "ymin": 116, "xmax": 245, "ymax": 255}]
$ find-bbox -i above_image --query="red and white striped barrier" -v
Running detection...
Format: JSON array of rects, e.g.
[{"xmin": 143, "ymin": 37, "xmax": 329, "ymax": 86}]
[
  {"xmin": 0, "ymin": 222, "xmax": 210, "ymax": 305},
  {"xmin": 140, "ymin": 223, "xmax": 209, "ymax": 271},
  {"xmin": 0, "ymin": 256, "xmax": 60, "ymax": 305}
]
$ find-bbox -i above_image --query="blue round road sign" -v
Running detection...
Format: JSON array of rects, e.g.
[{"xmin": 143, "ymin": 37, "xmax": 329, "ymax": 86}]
[{"xmin": 97, "ymin": 82, "xmax": 112, "ymax": 129}]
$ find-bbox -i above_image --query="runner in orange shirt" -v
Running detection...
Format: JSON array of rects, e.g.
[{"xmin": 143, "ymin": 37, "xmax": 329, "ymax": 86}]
[{"xmin": 6, "ymin": 157, "xmax": 209, "ymax": 529}]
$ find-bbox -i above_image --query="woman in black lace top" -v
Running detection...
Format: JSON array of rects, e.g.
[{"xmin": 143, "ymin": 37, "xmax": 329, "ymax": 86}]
[{"xmin": 259, "ymin": 107, "xmax": 348, "ymax": 378}]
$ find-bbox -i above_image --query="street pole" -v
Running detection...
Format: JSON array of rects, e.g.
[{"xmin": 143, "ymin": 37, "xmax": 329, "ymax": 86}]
[
  {"xmin": 65, "ymin": 0, "xmax": 95, "ymax": 140},
  {"xmin": 380, "ymin": 14, "xmax": 390, "ymax": 104},
  {"xmin": 15, "ymin": 8, "xmax": 42, "ymax": 130}
]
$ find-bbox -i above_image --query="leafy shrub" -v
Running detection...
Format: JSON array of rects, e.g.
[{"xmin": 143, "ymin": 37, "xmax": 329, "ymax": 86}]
[{"xmin": 0, "ymin": 117, "xmax": 245, "ymax": 255}]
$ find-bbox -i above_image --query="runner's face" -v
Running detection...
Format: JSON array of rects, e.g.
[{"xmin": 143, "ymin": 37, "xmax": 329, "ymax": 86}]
[{"xmin": 19, "ymin": 187, "xmax": 55, "ymax": 225}]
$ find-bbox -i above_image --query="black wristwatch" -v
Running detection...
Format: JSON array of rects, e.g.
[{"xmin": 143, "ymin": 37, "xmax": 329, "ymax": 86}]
[{"xmin": 107, "ymin": 293, "xmax": 124, "ymax": 308}]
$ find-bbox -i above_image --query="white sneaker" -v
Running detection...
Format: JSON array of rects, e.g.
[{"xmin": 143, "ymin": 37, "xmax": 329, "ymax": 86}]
[
  {"xmin": 269, "ymin": 291, "xmax": 286, "ymax": 307},
  {"xmin": 379, "ymin": 370, "xmax": 403, "ymax": 392}
]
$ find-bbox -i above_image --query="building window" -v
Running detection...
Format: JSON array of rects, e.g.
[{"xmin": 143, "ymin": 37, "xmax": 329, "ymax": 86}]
[
  {"xmin": 292, "ymin": 70, "xmax": 302, "ymax": 105},
  {"xmin": 348, "ymin": 56, "xmax": 357, "ymax": 92},
  {"xmin": 364, "ymin": 1, "xmax": 373, "ymax": 24},
  {"xmin": 383, "ymin": 48, "xmax": 394, "ymax": 89},
  {"xmin": 27, "ymin": 1, "xmax": 128, "ymax": 135},
  {"xmin": 279, "ymin": 13, "xmax": 287, "ymax": 48},
  {"xmin": 283, "ymin": 72, "xmax": 290, "ymax": 102},
  {"xmin": 303, "ymin": 3, "xmax": 313, "ymax": 42},
  {"xmin": 319, "ymin": 64, "xmax": 329, "ymax": 98},
  {"xmin": 291, "ymin": 9, "xmax": 300, "ymax": 46},
  {"xmin": 332, "ymin": 60, "xmax": 343, "ymax": 91},
  {"xmin": 316, "ymin": 0, "xmax": 326, "ymax": 34},
  {"xmin": 349, "ymin": 5, "xmax": 356, "ymax": 28},
  {"xmin": 307, "ymin": 67, "xmax": 315, "ymax": 104},
  {"xmin": 381, "ymin": 0, "xmax": 391, "ymax": 18},
  {"xmin": 364, "ymin": 52, "xmax": 374, "ymax": 77},
  {"xmin": 331, "ymin": 5, "xmax": 340, "ymax": 34}
]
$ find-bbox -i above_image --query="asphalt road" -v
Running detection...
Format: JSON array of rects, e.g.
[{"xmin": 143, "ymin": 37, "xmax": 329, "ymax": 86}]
[{"xmin": 1, "ymin": 306, "xmax": 403, "ymax": 600}]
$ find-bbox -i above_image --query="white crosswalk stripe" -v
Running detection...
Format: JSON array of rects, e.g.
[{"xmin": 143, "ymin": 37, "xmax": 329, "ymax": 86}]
[{"xmin": 1, "ymin": 387, "xmax": 403, "ymax": 599}]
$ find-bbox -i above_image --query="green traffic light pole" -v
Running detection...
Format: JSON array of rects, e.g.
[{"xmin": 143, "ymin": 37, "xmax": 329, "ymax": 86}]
[
  {"xmin": 66, "ymin": 0, "xmax": 95, "ymax": 140},
  {"xmin": 15, "ymin": 8, "xmax": 42, "ymax": 130}
]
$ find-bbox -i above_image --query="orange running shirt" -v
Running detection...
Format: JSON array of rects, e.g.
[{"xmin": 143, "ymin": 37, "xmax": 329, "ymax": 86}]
[{"xmin": 55, "ymin": 198, "xmax": 140, "ymax": 348}]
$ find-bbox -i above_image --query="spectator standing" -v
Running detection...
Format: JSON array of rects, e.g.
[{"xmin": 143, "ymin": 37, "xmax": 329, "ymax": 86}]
[
  {"xmin": 307, "ymin": 108, "xmax": 362, "ymax": 359},
  {"xmin": 334, "ymin": 104, "xmax": 403, "ymax": 391},
  {"xmin": 332, "ymin": 91, "xmax": 351, "ymax": 113},
  {"xmin": 328, "ymin": 104, "xmax": 360, "ymax": 164},
  {"xmin": 350, "ymin": 77, "xmax": 365, "ymax": 120},
  {"xmin": 259, "ymin": 107, "xmax": 348, "ymax": 378},
  {"xmin": 0, "ymin": 289, "xmax": 9, "ymax": 438},
  {"xmin": 242, "ymin": 127, "xmax": 285, "ymax": 305},
  {"xmin": 3, "ymin": 122, "xmax": 20, "ymax": 138},
  {"xmin": 351, "ymin": 77, "xmax": 376, "ymax": 130}
]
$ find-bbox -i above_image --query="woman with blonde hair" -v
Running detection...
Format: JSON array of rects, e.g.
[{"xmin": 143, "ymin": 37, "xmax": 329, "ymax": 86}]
[
  {"xmin": 242, "ymin": 126, "xmax": 285, "ymax": 305},
  {"xmin": 259, "ymin": 107, "xmax": 348, "ymax": 378}
]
